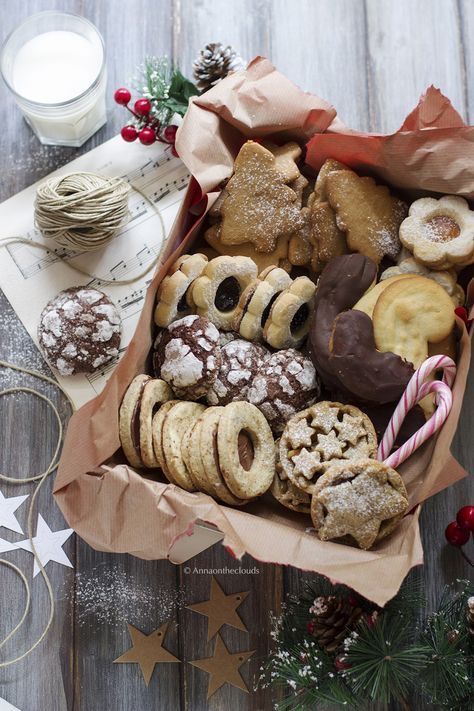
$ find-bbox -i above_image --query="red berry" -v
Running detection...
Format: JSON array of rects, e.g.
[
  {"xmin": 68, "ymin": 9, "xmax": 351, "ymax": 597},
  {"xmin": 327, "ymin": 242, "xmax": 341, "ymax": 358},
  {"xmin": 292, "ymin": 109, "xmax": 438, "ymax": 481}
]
[
  {"xmin": 171, "ymin": 144, "xmax": 179, "ymax": 158},
  {"xmin": 456, "ymin": 506, "xmax": 474, "ymax": 532},
  {"xmin": 114, "ymin": 87, "xmax": 131, "ymax": 105},
  {"xmin": 138, "ymin": 126, "xmax": 156, "ymax": 145},
  {"xmin": 445, "ymin": 521, "xmax": 470, "ymax": 547},
  {"xmin": 455, "ymin": 306, "xmax": 468, "ymax": 324},
  {"xmin": 306, "ymin": 620, "xmax": 315, "ymax": 635},
  {"xmin": 121, "ymin": 125, "xmax": 138, "ymax": 142},
  {"xmin": 164, "ymin": 124, "xmax": 178, "ymax": 143},
  {"xmin": 335, "ymin": 654, "xmax": 351, "ymax": 671},
  {"xmin": 134, "ymin": 98, "xmax": 152, "ymax": 116}
]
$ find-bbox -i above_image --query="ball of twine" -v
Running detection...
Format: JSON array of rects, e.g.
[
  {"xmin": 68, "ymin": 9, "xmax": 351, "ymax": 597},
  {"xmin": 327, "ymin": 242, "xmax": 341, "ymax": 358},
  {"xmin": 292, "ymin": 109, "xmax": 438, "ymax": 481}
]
[{"xmin": 34, "ymin": 172, "xmax": 131, "ymax": 250}]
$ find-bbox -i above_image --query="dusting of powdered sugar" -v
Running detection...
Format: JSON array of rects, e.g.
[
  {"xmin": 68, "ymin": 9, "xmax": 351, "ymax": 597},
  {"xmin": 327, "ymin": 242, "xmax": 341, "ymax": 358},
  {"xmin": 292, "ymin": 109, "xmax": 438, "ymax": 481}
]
[{"xmin": 67, "ymin": 565, "xmax": 186, "ymax": 628}]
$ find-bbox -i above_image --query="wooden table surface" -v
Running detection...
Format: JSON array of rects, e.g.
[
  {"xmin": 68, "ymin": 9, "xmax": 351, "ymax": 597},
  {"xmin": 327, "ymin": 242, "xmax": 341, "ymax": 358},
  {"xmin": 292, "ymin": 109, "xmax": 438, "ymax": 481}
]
[{"xmin": 0, "ymin": 1, "xmax": 472, "ymax": 710}]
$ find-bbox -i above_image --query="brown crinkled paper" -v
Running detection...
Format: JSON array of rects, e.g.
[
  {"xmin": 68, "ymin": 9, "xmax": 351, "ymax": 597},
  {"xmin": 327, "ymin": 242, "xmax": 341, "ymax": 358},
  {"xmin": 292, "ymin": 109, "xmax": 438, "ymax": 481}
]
[{"xmin": 54, "ymin": 58, "xmax": 473, "ymax": 606}]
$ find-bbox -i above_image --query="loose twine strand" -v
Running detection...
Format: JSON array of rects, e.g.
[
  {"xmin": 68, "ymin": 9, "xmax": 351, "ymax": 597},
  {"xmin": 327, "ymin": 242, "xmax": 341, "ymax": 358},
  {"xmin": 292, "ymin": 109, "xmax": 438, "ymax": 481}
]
[
  {"xmin": 0, "ymin": 171, "xmax": 166, "ymax": 665},
  {"xmin": 0, "ymin": 360, "xmax": 74, "ymax": 667}
]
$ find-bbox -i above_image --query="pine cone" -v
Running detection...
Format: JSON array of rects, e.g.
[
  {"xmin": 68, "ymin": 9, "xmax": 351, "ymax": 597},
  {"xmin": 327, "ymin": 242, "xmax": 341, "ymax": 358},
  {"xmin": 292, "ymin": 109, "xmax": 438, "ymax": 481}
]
[
  {"xmin": 308, "ymin": 595, "xmax": 363, "ymax": 653},
  {"xmin": 192, "ymin": 43, "xmax": 245, "ymax": 93}
]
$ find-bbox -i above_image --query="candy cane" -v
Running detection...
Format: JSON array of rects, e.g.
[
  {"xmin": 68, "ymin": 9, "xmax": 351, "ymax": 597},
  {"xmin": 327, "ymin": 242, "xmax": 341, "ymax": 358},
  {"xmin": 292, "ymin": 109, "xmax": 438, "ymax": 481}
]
[{"xmin": 378, "ymin": 355, "xmax": 456, "ymax": 469}]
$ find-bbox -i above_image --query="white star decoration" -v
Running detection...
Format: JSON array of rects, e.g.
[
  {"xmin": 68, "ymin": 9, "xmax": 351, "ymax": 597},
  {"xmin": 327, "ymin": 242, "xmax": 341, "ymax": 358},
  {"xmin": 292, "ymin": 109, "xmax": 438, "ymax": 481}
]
[
  {"xmin": 0, "ymin": 489, "xmax": 28, "ymax": 534},
  {"xmin": 0, "ymin": 537, "xmax": 18, "ymax": 554},
  {"xmin": 0, "ymin": 698, "xmax": 22, "ymax": 711},
  {"xmin": 14, "ymin": 514, "xmax": 74, "ymax": 577}
]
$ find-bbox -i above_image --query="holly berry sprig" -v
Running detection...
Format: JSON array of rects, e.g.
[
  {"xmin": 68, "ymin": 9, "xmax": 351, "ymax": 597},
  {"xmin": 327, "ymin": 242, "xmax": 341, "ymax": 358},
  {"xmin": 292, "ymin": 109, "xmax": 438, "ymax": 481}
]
[
  {"xmin": 445, "ymin": 505, "xmax": 474, "ymax": 565},
  {"xmin": 114, "ymin": 87, "xmax": 179, "ymax": 154},
  {"xmin": 114, "ymin": 57, "xmax": 199, "ymax": 155}
]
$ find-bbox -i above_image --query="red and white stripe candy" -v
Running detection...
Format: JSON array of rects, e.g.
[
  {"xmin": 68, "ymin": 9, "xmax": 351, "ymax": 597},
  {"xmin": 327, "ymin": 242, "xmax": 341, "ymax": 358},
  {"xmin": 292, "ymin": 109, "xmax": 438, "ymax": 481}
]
[{"xmin": 378, "ymin": 355, "xmax": 457, "ymax": 469}]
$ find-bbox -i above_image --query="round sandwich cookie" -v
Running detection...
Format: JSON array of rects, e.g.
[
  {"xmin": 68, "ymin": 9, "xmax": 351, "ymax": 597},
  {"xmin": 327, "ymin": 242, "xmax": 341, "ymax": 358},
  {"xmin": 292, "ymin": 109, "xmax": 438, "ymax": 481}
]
[{"xmin": 119, "ymin": 374, "xmax": 151, "ymax": 469}]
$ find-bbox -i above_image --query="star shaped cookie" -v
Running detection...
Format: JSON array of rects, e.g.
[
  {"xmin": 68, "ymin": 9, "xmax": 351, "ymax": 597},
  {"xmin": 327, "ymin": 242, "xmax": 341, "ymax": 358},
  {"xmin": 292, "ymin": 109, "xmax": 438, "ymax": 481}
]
[
  {"xmin": 311, "ymin": 460, "xmax": 409, "ymax": 550},
  {"xmin": 334, "ymin": 414, "xmax": 366, "ymax": 445},
  {"xmin": 291, "ymin": 448, "xmax": 322, "ymax": 479},
  {"xmin": 315, "ymin": 431, "xmax": 344, "ymax": 460},
  {"xmin": 286, "ymin": 418, "xmax": 315, "ymax": 449}
]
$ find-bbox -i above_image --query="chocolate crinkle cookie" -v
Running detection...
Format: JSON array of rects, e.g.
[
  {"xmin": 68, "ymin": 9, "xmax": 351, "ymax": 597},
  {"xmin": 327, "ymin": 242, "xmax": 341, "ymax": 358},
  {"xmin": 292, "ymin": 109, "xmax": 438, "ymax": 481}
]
[
  {"xmin": 38, "ymin": 287, "xmax": 122, "ymax": 376},
  {"xmin": 153, "ymin": 314, "xmax": 221, "ymax": 400},
  {"xmin": 207, "ymin": 338, "xmax": 268, "ymax": 406},
  {"xmin": 247, "ymin": 349, "xmax": 321, "ymax": 433}
]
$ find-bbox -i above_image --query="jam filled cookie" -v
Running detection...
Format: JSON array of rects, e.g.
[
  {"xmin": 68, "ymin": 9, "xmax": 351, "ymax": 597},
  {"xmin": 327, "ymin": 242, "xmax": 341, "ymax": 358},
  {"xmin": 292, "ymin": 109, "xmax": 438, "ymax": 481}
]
[
  {"xmin": 191, "ymin": 255, "xmax": 258, "ymax": 331},
  {"xmin": 154, "ymin": 253, "xmax": 208, "ymax": 327},
  {"xmin": 161, "ymin": 401, "xmax": 206, "ymax": 491},
  {"xmin": 399, "ymin": 195, "xmax": 474, "ymax": 269},
  {"xmin": 207, "ymin": 339, "xmax": 268, "ymax": 407},
  {"xmin": 310, "ymin": 458, "xmax": 408, "ymax": 550},
  {"xmin": 247, "ymin": 349, "xmax": 320, "ymax": 433},
  {"xmin": 119, "ymin": 374, "xmax": 151, "ymax": 469},
  {"xmin": 280, "ymin": 401, "xmax": 377, "ymax": 494},
  {"xmin": 139, "ymin": 379, "xmax": 174, "ymax": 468},
  {"xmin": 263, "ymin": 276, "xmax": 316, "ymax": 349},
  {"xmin": 153, "ymin": 315, "xmax": 221, "ymax": 400},
  {"xmin": 38, "ymin": 287, "xmax": 122, "ymax": 376},
  {"xmin": 216, "ymin": 401, "xmax": 275, "ymax": 499},
  {"xmin": 234, "ymin": 266, "xmax": 293, "ymax": 342}
]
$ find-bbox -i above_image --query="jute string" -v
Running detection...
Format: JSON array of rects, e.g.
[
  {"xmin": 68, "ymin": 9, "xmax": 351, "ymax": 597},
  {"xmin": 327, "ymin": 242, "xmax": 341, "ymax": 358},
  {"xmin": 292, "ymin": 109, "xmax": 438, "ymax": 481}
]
[
  {"xmin": 0, "ymin": 360, "xmax": 74, "ymax": 666},
  {"xmin": 35, "ymin": 172, "xmax": 131, "ymax": 251}
]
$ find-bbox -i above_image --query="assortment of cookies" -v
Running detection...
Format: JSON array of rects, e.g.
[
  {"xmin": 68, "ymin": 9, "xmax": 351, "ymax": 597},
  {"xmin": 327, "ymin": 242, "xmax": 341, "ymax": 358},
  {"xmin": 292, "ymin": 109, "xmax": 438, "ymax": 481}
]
[{"xmin": 117, "ymin": 140, "xmax": 471, "ymax": 552}]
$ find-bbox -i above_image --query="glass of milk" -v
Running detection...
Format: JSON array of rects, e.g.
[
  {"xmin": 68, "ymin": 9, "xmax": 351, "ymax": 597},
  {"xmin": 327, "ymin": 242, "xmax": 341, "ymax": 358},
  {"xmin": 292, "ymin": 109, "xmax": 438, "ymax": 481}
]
[{"xmin": 0, "ymin": 12, "xmax": 107, "ymax": 147}]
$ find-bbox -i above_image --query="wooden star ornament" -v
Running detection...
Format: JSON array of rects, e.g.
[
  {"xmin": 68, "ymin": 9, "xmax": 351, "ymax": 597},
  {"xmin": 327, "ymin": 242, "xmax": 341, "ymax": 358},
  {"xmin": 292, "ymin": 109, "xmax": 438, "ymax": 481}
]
[
  {"xmin": 113, "ymin": 622, "xmax": 179, "ymax": 685},
  {"xmin": 186, "ymin": 576, "xmax": 249, "ymax": 640},
  {"xmin": 190, "ymin": 634, "xmax": 254, "ymax": 698}
]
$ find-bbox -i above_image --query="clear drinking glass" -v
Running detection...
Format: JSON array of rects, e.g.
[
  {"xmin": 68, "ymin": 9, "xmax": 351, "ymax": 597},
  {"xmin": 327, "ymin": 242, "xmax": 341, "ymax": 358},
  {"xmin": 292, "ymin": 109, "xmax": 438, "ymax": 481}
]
[{"xmin": 0, "ymin": 11, "xmax": 107, "ymax": 147}]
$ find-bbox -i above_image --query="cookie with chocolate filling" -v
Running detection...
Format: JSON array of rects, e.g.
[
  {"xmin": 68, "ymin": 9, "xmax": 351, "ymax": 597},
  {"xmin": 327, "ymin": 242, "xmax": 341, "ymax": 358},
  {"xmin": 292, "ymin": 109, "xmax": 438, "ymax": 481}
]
[
  {"xmin": 234, "ymin": 266, "xmax": 293, "ymax": 342},
  {"xmin": 153, "ymin": 315, "xmax": 221, "ymax": 400},
  {"xmin": 119, "ymin": 374, "xmax": 151, "ymax": 468},
  {"xmin": 154, "ymin": 253, "xmax": 208, "ymax": 327},
  {"xmin": 263, "ymin": 276, "xmax": 316, "ymax": 349}
]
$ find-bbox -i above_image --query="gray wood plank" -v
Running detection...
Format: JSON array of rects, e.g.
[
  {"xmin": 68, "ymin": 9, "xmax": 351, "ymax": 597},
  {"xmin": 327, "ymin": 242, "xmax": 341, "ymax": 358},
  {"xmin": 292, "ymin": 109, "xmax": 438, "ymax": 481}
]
[
  {"xmin": 269, "ymin": 0, "xmax": 370, "ymax": 131},
  {"xmin": 365, "ymin": 0, "xmax": 467, "ymax": 131}
]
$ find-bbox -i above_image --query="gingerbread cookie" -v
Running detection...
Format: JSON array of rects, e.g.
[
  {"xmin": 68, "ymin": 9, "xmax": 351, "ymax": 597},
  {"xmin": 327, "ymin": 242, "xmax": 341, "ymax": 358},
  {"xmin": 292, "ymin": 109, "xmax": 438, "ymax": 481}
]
[
  {"xmin": 139, "ymin": 378, "xmax": 174, "ymax": 468},
  {"xmin": 190, "ymin": 255, "xmax": 258, "ymax": 331},
  {"xmin": 312, "ymin": 158, "xmax": 350, "ymax": 203},
  {"xmin": 204, "ymin": 223, "xmax": 291, "ymax": 273},
  {"xmin": 219, "ymin": 141, "xmax": 305, "ymax": 253},
  {"xmin": 288, "ymin": 209, "xmax": 313, "ymax": 267},
  {"xmin": 399, "ymin": 195, "xmax": 474, "ymax": 269},
  {"xmin": 153, "ymin": 315, "xmax": 221, "ymax": 400},
  {"xmin": 380, "ymin": 258, "xmax": 465, "ymax": 305},
  {"xmin": 280, "ymin": 401, "xmax": 377, "ymax": 494},
  {"xmin": 217, "ymin": 401, "xmax": 275, "ymax": 499},
  {"xmin": 271, "ymin": 441, "xmax": 311, "ymax": 514},
  {"xmin": 154, "ymin": 253, "xmax": 208, "ymax": 327},
  {"xmin": 207, "ymin": 339, "xmax": 267, "ymax": 406},
  {"xmin": 289, "ymin": 173, "xmax": 309, "ymax": 206},
  {"xmin": 372, "ymin": 275, "xmax": 455, "ymax": 368},
  {"xmin": 263, "ymin": 276, "xmax": 316, "ymax": 349},
  {"xmin": 161, "ymin": 401, "xmax": 205, "ymax": 491},
  {"xmin": 262, "ymin": 140, "xmax": 302, "ymax": 183},
  {"xmin": 326, "ymin": 169, "xmax": 407, "ymax": 263},
  {"xmin": 247, "ymin": 349, "xmax": 320, "ymax": 433},
  {"xmin": 38, "ymin": 287, "xmax": 122, "ymax": 376},
  {"xmin": 310, "ymin": 458, "xmax": 408, "ymax": 550},
  {"xmin": 308, "ymin": 254, "xmax": 414, "ymax": 403},
  {"xmin": 235, "ymin": 266, "xmax": 293, "ymax": 342},
  {"xmin": 308, "ymin": 201, "xmax": 347, "ymax": 272},
  {"xmin": 119, "ymin": 374, "xmax": 151, "ymax": 469}
]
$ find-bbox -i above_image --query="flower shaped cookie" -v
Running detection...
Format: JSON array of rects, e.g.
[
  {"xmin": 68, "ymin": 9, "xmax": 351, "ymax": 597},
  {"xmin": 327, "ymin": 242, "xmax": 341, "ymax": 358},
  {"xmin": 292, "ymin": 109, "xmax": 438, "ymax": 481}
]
[{"xmin": 399, "ymin": 195, "xmax": 474, "ymax": 269}]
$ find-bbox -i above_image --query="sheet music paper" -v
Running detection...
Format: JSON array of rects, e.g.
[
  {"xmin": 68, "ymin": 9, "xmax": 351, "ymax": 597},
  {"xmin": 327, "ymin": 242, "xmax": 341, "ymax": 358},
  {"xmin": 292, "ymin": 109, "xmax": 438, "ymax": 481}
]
[{"xmin": 0, "ymin": 135, "xmax": 189, "ymax": 408}]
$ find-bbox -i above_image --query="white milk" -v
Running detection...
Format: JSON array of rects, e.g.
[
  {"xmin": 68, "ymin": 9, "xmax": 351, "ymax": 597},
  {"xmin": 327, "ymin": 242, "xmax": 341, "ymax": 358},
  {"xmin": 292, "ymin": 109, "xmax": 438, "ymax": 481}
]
[
  {"xmin": 1, "ymin": 14, "xmax": 107, "ymax": 147},
  {"xmin": 13, "ymin": 31, "xmax": 102, "ymax": 104}
]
